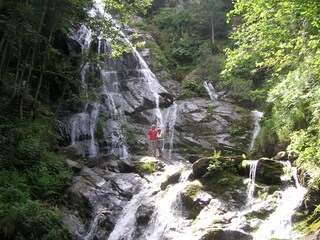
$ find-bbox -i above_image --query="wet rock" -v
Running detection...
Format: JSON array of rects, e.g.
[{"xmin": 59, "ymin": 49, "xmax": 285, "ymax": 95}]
[
  {"xmin": 180, "ymin": 181, "xmax": 212, "ymax": 219},
  {"xmin": 200, "ymin": 229, "xmax": 253, "ymax": 240},
  {"xmin": 136, "ymin": 202, "xmax": 155, "ymax": 225},
  {"xmin": 66, "ymin": 159, "xmax": 82, "ymax": 172},
  {"xmin": 192, "ymin": 157, "xmax": 211, "ymax": 178},
  {"xmin": 160, "ymin": 170, "xmax": 181, "ymax": 190},
  {"xmin": 255, "ymin": 159, "xmax": 284, "ymax": 185},
  {"xmin": 273, "ymin": 151, "xmax": 288, "ymax": 160},
  {"xmin": 61, "ymin": 166, "xmax": 145, "ymax": 239},
  {"xmin": 294, "ymin": 184, "xmax": 320, "ymax": 222},
  {"xmin": 58, "ymin": 145, "xmax": 84, "ymax": 160}
]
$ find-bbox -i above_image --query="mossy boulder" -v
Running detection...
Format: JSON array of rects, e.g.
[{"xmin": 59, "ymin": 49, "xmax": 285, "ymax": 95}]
[
  {"xmin": 160, "ymin": 171, "xmax": 182, "ymax": 190},
  {"xmin": 134, "ymin": 156, "xmax": 165, "ymax": 175},
  {"xmin": 180, "ymin": 181, "xmax": 211, "ymax": 219},
  {"xmin": 242, "ymin": 159, "xmax": 284, "ymax": 185},
  {"xmin": 255, "ymin": 159, "xmax": 284, "ymax": 185},
  {"xmin": 193, "ymin": 157, "xmax": 211, "ymax": 178}
]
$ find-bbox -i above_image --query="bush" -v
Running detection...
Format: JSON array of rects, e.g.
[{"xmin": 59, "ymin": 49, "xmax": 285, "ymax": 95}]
[{"xmin": 0, "ymin": 118, "xmax": 72, "ymax": 239}]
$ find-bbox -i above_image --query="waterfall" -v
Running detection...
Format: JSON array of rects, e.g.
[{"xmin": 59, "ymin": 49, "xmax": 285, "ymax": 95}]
[
  {"xmin": 253, "ymin": 163, "xmax": 306, "ymax": 239},
  {"xmin": 249, "ymin": 110, "xmax": 264, "ymax": 150},
  {"xmin": 203, "ymin": 81, "xmax": 218, "ymax": 101},
  {"xmin": 246, "ymin": 160, "xmax": 259, "ymax": 205},
  {"xmin": 142, "ymin": 170, "xmax": 192, "ymax": 240},
  {"xmin": 163, "ymin": 102, "xmax": 178, "ymax": 160},
  {"xmin": 65, "ymin": 0, "xmax": 175, "ymax": 158},
  {"xmin": 130, "ymin": 47, "xmax": 166, "ymax": 129},
  {"xmin": 107, "ymin": 164, "xmax": 190, "ymax": 240}
]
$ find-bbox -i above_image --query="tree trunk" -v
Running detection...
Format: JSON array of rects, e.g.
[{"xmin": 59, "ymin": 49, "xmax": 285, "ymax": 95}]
[
  {"xmin": 54, "ymin": 82, "xmax": 68, "ymax": 117},
  {"xmin": 21, "ymin": 3, "xmax": 48, "ymax": 118},
  {"xmin": 34, "ymin": 25, "xmax": 54, "ymax": 103},
  {"xmin": 12, "ymin": 41, "xmax": 22, "ymax": 97},
  {"xmin": 0, "ymin": 41, "xmax": 8, "ymax": 77},
  {"xmin": 211, "ymin": 14, "xmax": 215, "ymax": 44}
]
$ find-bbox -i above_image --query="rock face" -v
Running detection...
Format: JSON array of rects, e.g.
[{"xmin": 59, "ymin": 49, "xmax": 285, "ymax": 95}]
[
  {"xmin": 61, "ymin": 164, "xmax": 147, "ymax": 239},
  {"xmin": 60, "ymin": 22, "xmax": 255, "ymax": 162}
]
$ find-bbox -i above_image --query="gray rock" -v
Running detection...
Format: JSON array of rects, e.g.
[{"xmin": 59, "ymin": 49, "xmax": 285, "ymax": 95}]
[
  {"xmin": 274, "ymin": 151, "xmax": 288, "ymax": 160},
  {"xmin": 66, "ymin": 159, "xmax": 82, "ymax": 172},
  {"xmin": 193, "ymin": 157, "xmax": 211, "ymax": 178},
  {"xmin": 136, "ymin": 202, "xmax": 155, "ymax": 225},
  {"xmin": 58, "ymin": 145, "xmax": 84, "ymax": 160}
]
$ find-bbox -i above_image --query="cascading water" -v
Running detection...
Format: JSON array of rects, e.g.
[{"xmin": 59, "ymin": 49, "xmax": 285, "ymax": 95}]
[
  {"xmin": 253, "ymin": 162, "xmax": 306, "ymax": 240},
  {"xmin": 249, "ymin": 110, "xmax": 264, "ymax": 150},
  {"xmin": 162, "ymin": 102, "xmax": 178, "ymax": 159},
  {"xmin": 203, "ymin": 81, "xmax": 218, "ymax": 101},
  {"xmin": 130, "ymin": 47, "xmax": 167, "ymax": 129},
  {"xmin": 65, "ymin": 0, "xmax": 177, "ymax": 158},
  {"xmin": 246, "ymin": 160, "xmax": 259, "ymax": 205},
  {"xmin": 107, "ymin": 163, "xmax": 191, "ymax": 240}
]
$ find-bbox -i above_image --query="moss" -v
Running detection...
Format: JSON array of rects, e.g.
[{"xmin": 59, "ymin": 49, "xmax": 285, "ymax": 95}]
[
  {"xmin": 296, "ymin": 204, "xmax": 320, "ymax": 234},
  {"xmin": 200, "ymin": 171, "xmax": 242, "ymax": 197},
  {"xmin": 245, "ymin": 208, "xmax": 269, "ymax": 220},
  {"xmin": 136, "ymin": 161, "xmax": 156, "ymax": 174},
  {"xmin": 185, "ymin": 181, "xmax": 202, "ymax": 200},
  {"xmin": 201, "ymin": 228, "xmax": 224, "ymax": 240}
]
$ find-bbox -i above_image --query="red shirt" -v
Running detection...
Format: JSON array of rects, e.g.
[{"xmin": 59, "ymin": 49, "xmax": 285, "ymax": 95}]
[{"xmin": 147, "ymin": 129, "xmax": 157, "ymax": 140}]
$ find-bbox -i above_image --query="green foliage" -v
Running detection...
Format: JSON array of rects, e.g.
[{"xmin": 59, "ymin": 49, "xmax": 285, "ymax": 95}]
[
  {"xmin": 228, "ymin": 122, "xmax": 247, "ymax": 136},
  {"xmin": 137, "ymin": 161, "xmax": 156, "ymax": 174},
  {"xmin": 182, "ymin": 79, "xmax": 203, "ymax": 93},
  {"xmin": 0, "ymin": 200, "xmax": 69, "ymax": 239},
  {"xmin": 0, "ymin": 118, "xmax": 72, "ymax": 239},
  {"xmin": 205, "ymin": 151, "xmax": 237, "ymax": 177},
  {"xmin": 145, "ymin": 40, "xmax": 171, "ymax": 74},
  {"xmin": 207, "ymin": 106, "xmax": 216, "ymax": 115},
  {"xmin": 146, "ymin": 1, "xmax": 232, "ymax": 80}
]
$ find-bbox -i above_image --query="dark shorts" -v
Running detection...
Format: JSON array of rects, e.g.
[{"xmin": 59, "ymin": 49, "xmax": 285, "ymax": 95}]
[{"xmin": 156, "ymin": 139, "xmax": 164, "ymax": 148}]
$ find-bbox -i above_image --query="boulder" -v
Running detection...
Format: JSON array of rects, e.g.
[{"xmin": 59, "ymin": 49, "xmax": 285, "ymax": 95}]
[
  {"xmin": 180, "ymin": 181, "xmax": 212, "ymax": 219},
  {"xmin": 160, "ymin": 171, "xmax": 181, "ymax": 190},
  {"xmin": 61, "ymin": 166, "xmax": 145, "ymax": 239},
  {"xmin": 193, "ymin": 157, "xmax": 211, "ymax": 178},
  {"xmin": 255, "ymin": 159, "xmax": 284, "ymax": 185},
  {"xmin": 66, "ymin": 159, "xmax": 82, "ymax": 172},
  {"xmin": 58, "ymin": 145, "xmax": 84, "ymax": 160},
  {"xmin": 136, "ymin": 202, "xmax": 155, "ymax": 225},
  {"xmin": 200, "ymin": 229, "xmax": 253, "ymax": 240}
]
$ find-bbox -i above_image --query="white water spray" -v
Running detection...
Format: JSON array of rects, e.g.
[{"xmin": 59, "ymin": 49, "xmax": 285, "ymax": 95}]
[
  {"xmin": 203, "ymin": 81, "xmax": 218, "ymax": 101},
  {"xmin": 246, "ymin": 160, "xmax": 259, "ymax": 205},
  {"xmin": 249, "ymin": 110, "xmax": 264, "ymax": 150}
]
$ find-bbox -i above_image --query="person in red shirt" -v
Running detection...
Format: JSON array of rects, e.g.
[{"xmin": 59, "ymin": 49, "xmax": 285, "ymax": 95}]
[{"xmin": 147, "ymin": 124, "xmax": 157, "ymax": 157}]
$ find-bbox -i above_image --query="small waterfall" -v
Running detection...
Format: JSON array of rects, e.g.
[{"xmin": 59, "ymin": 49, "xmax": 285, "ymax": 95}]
[
  {"xmin": 142, "ymin": 170, "xmax": 192, "ymax": 240},
  {"xmin": 130, "ymin": 47, "xmax": 166, "ymax": 129},
  {"xmin": 253, "ymin": 163, "xmax": 306, "ymax": 239},
  {"xmin": 100, "ymin": 70, "xmax": 129, "ymax": 159},
  {"xmin": 107, "ymin": 186, "xmax": 154, "ymax": 240},
  {"xmin": 246, "ymin": 160, "xmax": 259, "ymax": 205},
  {"xmin": 163, "ymin": 102, "xmax": 178, "ymax": 160},
  {"xmin": 249, "ymin": 110, "xmax": 264, "ymax": 150},
  {"xmin": 203, "ymin": 81, "xmax": 218, "ymax": 101},
  {"xmin": 107, "ymin": 164, "xmax": 190, "ymax": 240}
]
